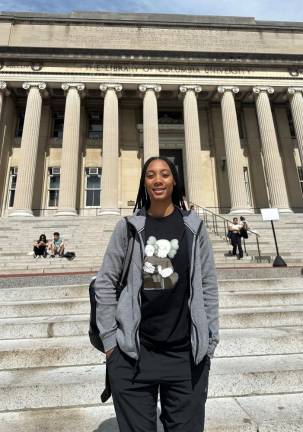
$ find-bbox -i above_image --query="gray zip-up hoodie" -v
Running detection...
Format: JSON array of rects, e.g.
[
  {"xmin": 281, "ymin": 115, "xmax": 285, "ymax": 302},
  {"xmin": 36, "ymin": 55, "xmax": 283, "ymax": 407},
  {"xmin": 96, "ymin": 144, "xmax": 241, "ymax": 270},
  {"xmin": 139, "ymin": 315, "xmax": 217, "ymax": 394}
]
[{"xmin": 94, "ymin": 208, "xmax": 219, "ymax": 365}]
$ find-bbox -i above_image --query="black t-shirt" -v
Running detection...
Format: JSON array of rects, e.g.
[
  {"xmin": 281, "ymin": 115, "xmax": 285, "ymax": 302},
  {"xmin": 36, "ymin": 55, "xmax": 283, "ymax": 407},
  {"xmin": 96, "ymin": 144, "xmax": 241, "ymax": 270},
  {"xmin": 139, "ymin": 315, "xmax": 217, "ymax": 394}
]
[{"xmin": 140, "ymin": 207, "xmax": 191, "ymax": 351}]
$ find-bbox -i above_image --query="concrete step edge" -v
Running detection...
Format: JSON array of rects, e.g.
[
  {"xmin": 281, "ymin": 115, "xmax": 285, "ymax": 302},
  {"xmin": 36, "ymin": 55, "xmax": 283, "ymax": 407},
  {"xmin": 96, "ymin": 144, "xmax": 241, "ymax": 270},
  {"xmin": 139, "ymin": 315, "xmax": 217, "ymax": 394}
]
[
  {"xmin": 1, "ymin": 393, "xmax": 302, "ymax": 432},
  {"xmin": 2, "ymin": 353, "xmax": 303, "ymax": 388}
]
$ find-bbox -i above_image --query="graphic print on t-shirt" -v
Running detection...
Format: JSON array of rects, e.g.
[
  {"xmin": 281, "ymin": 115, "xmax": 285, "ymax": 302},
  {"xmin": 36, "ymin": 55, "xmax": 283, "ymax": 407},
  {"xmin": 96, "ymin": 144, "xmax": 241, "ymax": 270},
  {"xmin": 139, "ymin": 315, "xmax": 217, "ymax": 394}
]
[{"xmin": 143, "ymin": 236, "xmax": 179, "ymax": 290}]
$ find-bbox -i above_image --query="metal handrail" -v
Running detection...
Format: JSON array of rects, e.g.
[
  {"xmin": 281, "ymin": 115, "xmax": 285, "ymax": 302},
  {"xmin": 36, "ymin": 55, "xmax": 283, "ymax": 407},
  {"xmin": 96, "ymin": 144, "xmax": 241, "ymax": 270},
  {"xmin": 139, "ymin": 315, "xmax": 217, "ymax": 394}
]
[{"xmin": 192, "ymin": 204, "xmax": 262, "ymax": 262}]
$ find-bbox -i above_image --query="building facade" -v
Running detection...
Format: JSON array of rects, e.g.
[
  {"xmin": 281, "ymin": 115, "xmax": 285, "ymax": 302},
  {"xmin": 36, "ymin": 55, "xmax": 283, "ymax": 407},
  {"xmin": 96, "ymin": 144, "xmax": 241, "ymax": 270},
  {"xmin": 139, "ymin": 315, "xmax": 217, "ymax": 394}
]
[{"xmin": 0, "ymin": 12, "xmax": 303, "ymax": 217}]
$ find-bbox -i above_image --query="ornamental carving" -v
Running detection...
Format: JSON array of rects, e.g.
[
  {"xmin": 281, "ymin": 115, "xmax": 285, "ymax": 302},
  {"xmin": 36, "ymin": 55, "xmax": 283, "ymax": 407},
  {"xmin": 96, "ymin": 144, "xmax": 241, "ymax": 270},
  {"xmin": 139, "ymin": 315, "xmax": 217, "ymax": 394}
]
[
  {"xmin": 22, "ymin": 82, "xmax": 47, "ymax": 91},
  {"xmin": 287, "ymin": 87, "xmax": 303, "ymax": 95},
  {"xmin": 179, "ymin": 85, "xmax": 202, "ymax": 94},
  {"xmin": 217, "ymin": 86, "xmax": 239, "ymax": 94},
  {"xmin": 61, "ymin": 83, "xmax": 85, "ymax": 92},
  {"xmin": 138, "ymin": 84, "xmax": 162, "ymax": 94},
  {"xmin": 253, "ymin": 87, "xmax": 274, "ymax": 95},
  {"xmin": 100, "ymin": 84, "xmax": 123, "ymax": 95}
]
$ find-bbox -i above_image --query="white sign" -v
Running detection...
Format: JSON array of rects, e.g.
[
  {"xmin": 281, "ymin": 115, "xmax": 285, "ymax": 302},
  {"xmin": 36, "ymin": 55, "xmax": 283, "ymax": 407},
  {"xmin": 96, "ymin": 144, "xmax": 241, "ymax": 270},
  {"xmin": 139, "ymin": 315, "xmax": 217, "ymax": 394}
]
[{"xmin": 261, "ymin": 208, "xmax": 280, "ymax": 221}]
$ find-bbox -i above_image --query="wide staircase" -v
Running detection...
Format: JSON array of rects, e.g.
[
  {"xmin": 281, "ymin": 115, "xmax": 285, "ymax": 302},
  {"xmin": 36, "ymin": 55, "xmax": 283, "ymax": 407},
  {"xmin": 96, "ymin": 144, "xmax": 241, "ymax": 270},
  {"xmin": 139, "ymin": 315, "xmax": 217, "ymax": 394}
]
[
  {"xmin": 0, "ymin": 212, "xmax": 302, "ymax": 431},
  {"xmin": 0, "ymin": 211, "xmax": 303, "ymax": 273}
]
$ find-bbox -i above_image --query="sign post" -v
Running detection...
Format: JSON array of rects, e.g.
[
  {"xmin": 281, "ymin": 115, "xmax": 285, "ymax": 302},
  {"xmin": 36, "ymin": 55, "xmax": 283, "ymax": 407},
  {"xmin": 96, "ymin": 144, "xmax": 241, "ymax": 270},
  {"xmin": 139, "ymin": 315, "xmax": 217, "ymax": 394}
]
[{"xmin": 261, "ymin": 208, "xmax": 287, "ymax": 267}]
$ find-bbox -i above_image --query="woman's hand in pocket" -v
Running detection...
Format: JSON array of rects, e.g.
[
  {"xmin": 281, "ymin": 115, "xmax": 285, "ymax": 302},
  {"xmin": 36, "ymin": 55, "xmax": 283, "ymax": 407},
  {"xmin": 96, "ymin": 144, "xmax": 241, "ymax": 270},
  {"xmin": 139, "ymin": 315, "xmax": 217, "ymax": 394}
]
[{"xmin": 106, "ymin": 347, "xmax": 115, "ymax": 359}]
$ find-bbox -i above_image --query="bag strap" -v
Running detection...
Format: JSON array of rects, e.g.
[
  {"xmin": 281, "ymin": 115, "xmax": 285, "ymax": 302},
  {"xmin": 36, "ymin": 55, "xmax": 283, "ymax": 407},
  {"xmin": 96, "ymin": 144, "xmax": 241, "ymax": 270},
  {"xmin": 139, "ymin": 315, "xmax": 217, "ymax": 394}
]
[{"xmin": 115, "ymin": 217, "xmax": 135, "ymax": 299}]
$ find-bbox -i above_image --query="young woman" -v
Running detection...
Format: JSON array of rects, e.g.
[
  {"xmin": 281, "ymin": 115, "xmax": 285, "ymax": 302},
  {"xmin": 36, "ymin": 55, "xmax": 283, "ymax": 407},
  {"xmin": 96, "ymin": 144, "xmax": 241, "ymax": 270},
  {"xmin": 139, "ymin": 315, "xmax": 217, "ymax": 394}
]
[
  {"xmin": 33, "ymin": 234, "xmax": 48, "ymax": 258},
  {"xmin": 94, "ymin": 156, "xmax": 219, "ymax": 432}
]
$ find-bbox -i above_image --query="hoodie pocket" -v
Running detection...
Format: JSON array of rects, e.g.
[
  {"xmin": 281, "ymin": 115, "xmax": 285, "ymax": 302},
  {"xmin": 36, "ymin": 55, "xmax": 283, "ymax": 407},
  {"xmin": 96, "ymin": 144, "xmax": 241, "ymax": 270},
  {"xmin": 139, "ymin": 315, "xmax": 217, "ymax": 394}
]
[{"xmin": 191, "ymin": 307, "xmax": 209, "ymax": 363}]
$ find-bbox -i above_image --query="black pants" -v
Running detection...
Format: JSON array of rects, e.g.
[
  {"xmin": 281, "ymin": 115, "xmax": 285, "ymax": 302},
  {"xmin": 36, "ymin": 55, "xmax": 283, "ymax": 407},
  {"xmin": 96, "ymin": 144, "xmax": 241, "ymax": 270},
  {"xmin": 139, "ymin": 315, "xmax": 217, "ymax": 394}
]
[
  {"xmin": 33, "ymin": 246, "xmax": 47, "ymax": 256},
  {"xmin": 230, "ymin": 233, "xmax": 243, "ymax": 258},
  {"xmin": 107, "ymin": 344, "xmax": 210, "ymax": 432}
]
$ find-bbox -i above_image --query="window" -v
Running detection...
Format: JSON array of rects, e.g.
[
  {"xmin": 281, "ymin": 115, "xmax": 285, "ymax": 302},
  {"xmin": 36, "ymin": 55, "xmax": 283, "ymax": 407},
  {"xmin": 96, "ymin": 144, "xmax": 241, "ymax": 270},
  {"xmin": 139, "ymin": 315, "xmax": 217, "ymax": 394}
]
[
  {"xmin": 287, "ymin": 109, "xmax": 296, "ymax": 138},
  {"xmin": 48, "ymin": 167, "xmax": 60, "ymax": 207},
  {"xmin": 298, "ymin": 166, "xmax": 303, "ymax": 195},
  {"xmin": 85, "ymin": 168, "xmax": 101, "ymax": 207},
  {"xmin": 88, "ymin": 111, "xmax": 102, "ymax": 138},
  {"xmin": 15, "ymin": 112, "xmax": 25, "ymax": 137},
  {"xmin": 7, "ymin": 167, "xmax": 18, "ymax": 207},
  {"xmin": 52, "ymin": 112, "xmax": 64, "ymax": 138},
  {"xmin": 158, "ymin": 111, "xmax": 183, "ymax": 124},
  {"xmin": 243, "ymin": 166, "xmax": 253, "ymax": 206}
]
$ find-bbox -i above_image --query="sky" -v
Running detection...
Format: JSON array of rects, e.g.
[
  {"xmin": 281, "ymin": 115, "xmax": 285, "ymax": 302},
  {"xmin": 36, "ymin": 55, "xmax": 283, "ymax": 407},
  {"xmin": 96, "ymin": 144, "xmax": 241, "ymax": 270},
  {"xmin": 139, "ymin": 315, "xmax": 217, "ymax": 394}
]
[{"xmin": 0, "ymin": 0, "xmax": 302, "ymax": 22}]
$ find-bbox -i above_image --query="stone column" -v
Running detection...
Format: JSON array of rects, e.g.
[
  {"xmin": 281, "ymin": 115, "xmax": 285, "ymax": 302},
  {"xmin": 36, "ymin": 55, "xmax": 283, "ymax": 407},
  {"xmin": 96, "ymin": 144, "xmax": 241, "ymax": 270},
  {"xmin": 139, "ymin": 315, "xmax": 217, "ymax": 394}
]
[
  {"xmin": 56, "ymin": 83, "xmax": 85, "ymax": 216},
  {"xmin": 0, "ymin": 82, "xmax": 7, "ymax": 120},
  {"xmin": 10, "ymin": 82, "xmax": 46, "ymax": 217},
  {"xmin": 179, "ymin": 85, "xmax": 203, "ymax": 206},
  {"xmin": 288, "ymin": 87, "xmax": 303, "ymax": 167},
  {"xmin": 99, "ymin": 84, "xmax": 122, "ymax": 215},
  {"xmin": 218, "ymin": 86, "xmax": 252, "ymax": 214},
  {"xmin": 138, "ymin": 84, "xmax": 161, "ymax": 162},
  {"xmin": 253, "ymin": 87, "xmax": 291, "ymax": 211}
]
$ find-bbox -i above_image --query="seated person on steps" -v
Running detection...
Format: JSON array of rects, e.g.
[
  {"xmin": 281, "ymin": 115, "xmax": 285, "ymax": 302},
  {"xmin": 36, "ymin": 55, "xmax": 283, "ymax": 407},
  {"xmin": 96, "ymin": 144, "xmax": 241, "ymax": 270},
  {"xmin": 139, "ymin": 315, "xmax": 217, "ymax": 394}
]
[
  {"xmin": 33, "ymin": 234, "xmax": 48, "ymax": 258},
  {"xmin": 49, "ymin": 232, "xmax": 65, "ymax": 257}
]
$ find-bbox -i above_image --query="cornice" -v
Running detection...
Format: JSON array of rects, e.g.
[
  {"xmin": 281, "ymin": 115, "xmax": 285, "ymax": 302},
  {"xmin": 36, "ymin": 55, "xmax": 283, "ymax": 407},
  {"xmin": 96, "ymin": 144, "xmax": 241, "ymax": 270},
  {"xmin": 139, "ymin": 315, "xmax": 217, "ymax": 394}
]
[{"xmin": 1, "ymin": 12, "xmax": 303, "ymax": 32}]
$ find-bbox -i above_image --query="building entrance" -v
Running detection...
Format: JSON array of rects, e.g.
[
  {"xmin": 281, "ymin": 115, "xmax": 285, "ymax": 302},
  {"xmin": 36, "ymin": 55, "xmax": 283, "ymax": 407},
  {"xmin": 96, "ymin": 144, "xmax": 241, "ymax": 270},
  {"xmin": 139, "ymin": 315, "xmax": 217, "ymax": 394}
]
[{"xmin": 160, "ymin": 149, "xmax": 185, "ymax": 197}]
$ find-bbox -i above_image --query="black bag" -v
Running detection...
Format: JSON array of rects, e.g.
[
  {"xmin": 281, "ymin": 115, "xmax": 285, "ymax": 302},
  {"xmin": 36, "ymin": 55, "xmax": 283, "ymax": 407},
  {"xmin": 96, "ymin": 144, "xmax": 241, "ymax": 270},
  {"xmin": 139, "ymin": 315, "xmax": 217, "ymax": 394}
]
[
  {"xmin": 63, "ymin": 251, "xmax": 76, "ymax": 260},
  {"xmin": 88, "ymin": 218, "xmax": 135, "ymax": 403},
  {"xmin": 227, "ymin": 231, "xmax": 232, "ymax": 239},
  {"xmin": 240, "ymin": 228, "xmax": 248, "ymax": 239}
]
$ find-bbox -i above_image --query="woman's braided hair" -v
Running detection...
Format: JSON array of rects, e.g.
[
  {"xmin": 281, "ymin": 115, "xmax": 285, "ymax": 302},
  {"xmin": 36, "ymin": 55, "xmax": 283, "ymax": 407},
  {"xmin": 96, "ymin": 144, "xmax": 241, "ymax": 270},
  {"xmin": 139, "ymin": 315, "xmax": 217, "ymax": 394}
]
[{"xmin": 133, "ymin": 156, "xmax": 187, "ymax": 212}]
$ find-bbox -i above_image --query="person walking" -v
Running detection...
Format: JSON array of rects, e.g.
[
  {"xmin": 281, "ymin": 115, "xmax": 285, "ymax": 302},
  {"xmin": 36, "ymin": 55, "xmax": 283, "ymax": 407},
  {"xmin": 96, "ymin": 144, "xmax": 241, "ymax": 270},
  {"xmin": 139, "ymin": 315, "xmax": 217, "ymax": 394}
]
[
  {"xmin": 228, "ymin": 217, "xmax": 244, "ymax": 259},
  {"xmin": 94, "ymin": 156, "xmax": 219, "ymax": 432}
]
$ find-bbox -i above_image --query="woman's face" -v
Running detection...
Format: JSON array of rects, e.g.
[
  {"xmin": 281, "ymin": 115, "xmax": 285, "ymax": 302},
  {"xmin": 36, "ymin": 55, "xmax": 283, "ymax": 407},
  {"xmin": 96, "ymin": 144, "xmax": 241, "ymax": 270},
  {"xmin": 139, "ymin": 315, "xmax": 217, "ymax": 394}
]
[{"xmin": 144, "ymin": 159, "xmax": 175, "ymax": 204}]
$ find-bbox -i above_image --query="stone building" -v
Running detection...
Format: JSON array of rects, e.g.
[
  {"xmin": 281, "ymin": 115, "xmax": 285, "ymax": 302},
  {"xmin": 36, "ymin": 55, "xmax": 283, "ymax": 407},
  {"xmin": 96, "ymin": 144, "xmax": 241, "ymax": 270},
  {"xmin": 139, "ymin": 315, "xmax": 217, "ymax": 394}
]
[{"xmin": 0, "ymin": 11, "xmax": 303, "ymax": 217}]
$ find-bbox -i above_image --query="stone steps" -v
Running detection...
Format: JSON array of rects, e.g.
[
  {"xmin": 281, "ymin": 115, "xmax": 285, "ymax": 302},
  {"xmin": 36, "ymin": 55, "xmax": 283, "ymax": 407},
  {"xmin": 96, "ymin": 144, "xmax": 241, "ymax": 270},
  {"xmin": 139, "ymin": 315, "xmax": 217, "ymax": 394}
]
[
  {"xmin": 1, "ymin": 326, "xmax": 302, "ymax": 370},
  {"xmin": 1, "ymin": 213, "xmax": 303, "ymax": 272},
  {"xmin": 1, "ymin": 288, "xmax": 303, "ymax": 319},
  {"xmin": 0, "ymin": 277, "xmax": 300, "ymax": 301},
  {"xmin": 1, "ymin": 304, "xmax": 302, "ymax": 340},
  {"xmin": 1, "ymin": 263, "xmax": 301, "ymax": 276},
  {"xmin": 0, "ymin": 256, "xmax": 301, "ymax": 274},
  {"xmin": 0, "ymin": 314, "xmax": 89, "ymax": 339},
  {"xmin": 1, "ymin": 393, "xmax": 302, "ymax": 432},
  {"xmin": 0, "ymin": 211, "xmax": 302, "ymax": 430},
  {"xmin": 219, "ymin": 277, "xmax": 303, "ymax": 290},
  {"xmin": 220, "ymin": 289, "xmax": 303, "ymax": 306},
  {"xmin": 2, "ymin": 245, "xmax": 302, "ymax": 260},
  {"xmin": 220, "ymin": 305, "xmax": 303, "ymax": 328},
  {"xmin": 1, "ymin": 353, "xmax": 303, "ymax": 412},
  {"xmin": 0, "ymin": 283, "xmax": 88, "ymax": 301},
  {"xmin": 0, "ymin": 298, "xmax": 89, "ymax": 318}
]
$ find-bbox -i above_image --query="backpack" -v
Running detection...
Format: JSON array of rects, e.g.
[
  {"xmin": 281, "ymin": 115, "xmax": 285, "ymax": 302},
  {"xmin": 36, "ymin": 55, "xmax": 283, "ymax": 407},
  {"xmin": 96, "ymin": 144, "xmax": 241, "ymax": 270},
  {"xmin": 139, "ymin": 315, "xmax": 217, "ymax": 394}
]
[
  {"xmin": 63, "ymin": 251, "xmax": 76, "ymax": 260},
  {"xmin": 89, "ymin": 218, "xmax": 135, "ymax": 403},
  {"xmin": 240, "ymin": 228, "xmax": 248, "ymax": 239},
  {"xmin": 88, "ymin": 218, "xmax": 135, "ymax": 353}
]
